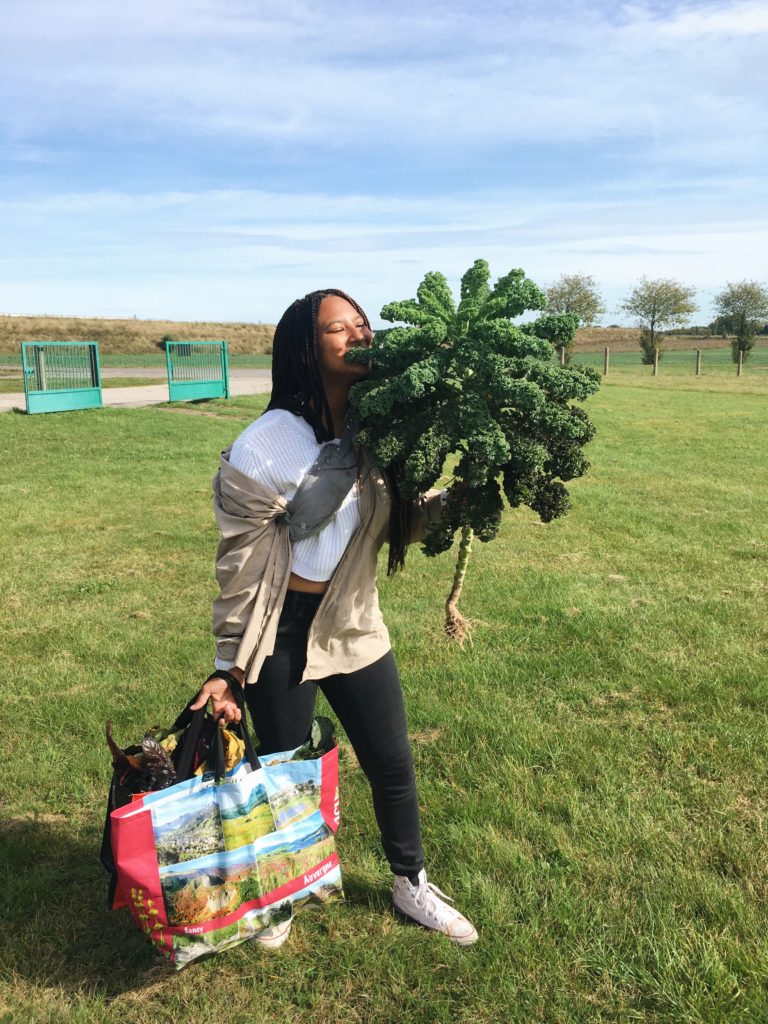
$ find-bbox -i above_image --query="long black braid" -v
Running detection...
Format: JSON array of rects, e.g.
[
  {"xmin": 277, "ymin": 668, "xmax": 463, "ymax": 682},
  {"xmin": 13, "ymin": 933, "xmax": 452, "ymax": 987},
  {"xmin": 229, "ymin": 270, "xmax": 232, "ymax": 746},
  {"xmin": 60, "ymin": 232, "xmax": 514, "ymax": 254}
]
[{"xmin": 267, "ymin": 288, "xmax": 413, "ymax": 573}]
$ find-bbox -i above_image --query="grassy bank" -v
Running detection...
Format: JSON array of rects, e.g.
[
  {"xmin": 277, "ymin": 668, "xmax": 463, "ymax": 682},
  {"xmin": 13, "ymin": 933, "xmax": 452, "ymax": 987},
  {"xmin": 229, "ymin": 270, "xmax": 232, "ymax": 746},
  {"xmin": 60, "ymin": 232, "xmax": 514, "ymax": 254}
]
[
  {"xmin": 1, "ymin": 378, "xmax": 767, "ymax": 1022},
  {"xmin": 0, "ymin": 315, "xmax": 275, "ymax": 356},
  {"xmin": 1, "ymin": 315, "xmax": 750, "ymax": 361}
]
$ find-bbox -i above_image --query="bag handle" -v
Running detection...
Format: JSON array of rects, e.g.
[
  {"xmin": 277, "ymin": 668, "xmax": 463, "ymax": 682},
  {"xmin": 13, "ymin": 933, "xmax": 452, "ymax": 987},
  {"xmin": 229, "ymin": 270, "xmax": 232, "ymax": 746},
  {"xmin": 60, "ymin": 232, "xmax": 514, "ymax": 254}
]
[
  {"xmin": 228, "ymin": 682, "xmax": 259, "ymax": 769},
  {"xmin": 172, "ymin": 702, "xmax": 209, "ymax": 782},
  {"xmin": 173, "ymin": 685, "xmax": 259, "ymax": 783}
]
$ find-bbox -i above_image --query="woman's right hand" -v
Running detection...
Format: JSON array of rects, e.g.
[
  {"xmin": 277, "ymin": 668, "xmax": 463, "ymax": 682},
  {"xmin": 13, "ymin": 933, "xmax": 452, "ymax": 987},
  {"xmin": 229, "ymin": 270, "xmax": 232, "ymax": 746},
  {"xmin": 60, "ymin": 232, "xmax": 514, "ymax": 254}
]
[{"xmin": 190, "ymin": 670, "xmax": 244, "ymax": 725}]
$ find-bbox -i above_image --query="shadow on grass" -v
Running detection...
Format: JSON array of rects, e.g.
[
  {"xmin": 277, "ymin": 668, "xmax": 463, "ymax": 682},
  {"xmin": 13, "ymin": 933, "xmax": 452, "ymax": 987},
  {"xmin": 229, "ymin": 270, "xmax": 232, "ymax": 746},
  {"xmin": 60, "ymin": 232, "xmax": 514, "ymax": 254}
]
[
  {"xmin": 0, "ymin": 818, "xmax": 164, "ymax": 997},
  {"xmin": 333, "ymin": 868, "xmax": 391, "ymax": 913},
  {"xmin": 0, "ymin": 819, "xmax": 392, "ymax": 997}
]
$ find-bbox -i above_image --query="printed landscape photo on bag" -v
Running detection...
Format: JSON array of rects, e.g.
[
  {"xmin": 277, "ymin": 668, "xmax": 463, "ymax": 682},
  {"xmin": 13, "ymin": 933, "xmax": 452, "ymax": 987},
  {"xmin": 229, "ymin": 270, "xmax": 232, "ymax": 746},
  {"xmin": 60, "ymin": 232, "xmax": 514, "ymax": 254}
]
[
  {"xmin": 158, "ymin": 809, "xmax": 335, "ymax": 926},
  {"xmin": 255, "ymin": 811, "xmax": 336, "ymax": 894},
  {"xmin": 159, "ymin": 843, "xmax": 263, "ymax": 926},
  {"xmin": 169, "ymin": 898, "xmax": 296, "ymax": 966},
  {"xmin": 218, "ymin": 771, "xmax": 275, "ymax": 847},
  {"xmin": 151, "ymin": 784, "xmax": 226, "ymax": 867},
  {"xmin": 171, "ymin": 919, "xmax": 241, "ymax": 963},
  {"xmin": 261, "ymin": 757, "xmax": 323, "ymax": 829},
  {"xmin": 275, "ymin": 858, "xmax": 343, "ymax": 910}
]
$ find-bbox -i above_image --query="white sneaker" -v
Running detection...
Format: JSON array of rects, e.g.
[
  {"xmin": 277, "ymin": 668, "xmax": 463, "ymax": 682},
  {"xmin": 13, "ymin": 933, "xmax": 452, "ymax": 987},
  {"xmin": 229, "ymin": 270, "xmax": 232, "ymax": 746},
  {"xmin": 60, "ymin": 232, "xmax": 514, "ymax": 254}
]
[
  {"xmin": 392, "ymin": 870, "xmax": 478, "ymax": 945},
  {"xmin": 251, "ymin": 918, "xmax": 292, "ymax": 951}
]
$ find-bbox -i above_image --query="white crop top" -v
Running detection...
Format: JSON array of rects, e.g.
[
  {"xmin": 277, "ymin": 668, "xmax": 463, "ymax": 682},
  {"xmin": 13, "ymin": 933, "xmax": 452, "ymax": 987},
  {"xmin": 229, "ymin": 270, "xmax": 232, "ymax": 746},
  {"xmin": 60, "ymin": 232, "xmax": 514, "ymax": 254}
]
[{"xmin": 227, "ymin": 409, "xmax": 362, "ymax": 583}]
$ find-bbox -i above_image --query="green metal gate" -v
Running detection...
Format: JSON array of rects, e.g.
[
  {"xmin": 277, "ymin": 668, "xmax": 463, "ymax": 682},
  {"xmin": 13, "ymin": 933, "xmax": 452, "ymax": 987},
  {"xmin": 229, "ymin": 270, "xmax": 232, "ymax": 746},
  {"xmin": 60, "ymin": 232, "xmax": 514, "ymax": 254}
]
[
  {"xmin": 21, "ymin": 341, "xmax": 102, "ymax": 414},
  {"xmin": 165, "ymin": 340, "xmax": 230, "ymax": 402}
]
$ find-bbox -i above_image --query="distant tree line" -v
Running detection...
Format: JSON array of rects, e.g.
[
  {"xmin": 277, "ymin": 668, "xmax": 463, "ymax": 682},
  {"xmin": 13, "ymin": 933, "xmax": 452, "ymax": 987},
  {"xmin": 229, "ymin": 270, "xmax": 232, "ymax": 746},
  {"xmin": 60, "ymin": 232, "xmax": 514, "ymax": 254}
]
[{"xmin": 544, "ymin": 272, "xmax": 768, "ymax": 365}]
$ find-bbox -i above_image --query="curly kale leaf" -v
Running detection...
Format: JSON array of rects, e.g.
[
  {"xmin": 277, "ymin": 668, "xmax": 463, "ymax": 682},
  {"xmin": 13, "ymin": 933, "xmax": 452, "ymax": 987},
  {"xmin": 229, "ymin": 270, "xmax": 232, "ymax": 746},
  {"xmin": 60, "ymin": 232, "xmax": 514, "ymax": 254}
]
[
  {"xmin": 522, "ymin": 312, "xmax": 580, "ymax": 347},
  {"xmin": 484, "ymin": 268, "xmax": 548, "ymax": 320},
  {"xmin": 416, "ymin": 272, "xmax": 456, "ymax": 323}
]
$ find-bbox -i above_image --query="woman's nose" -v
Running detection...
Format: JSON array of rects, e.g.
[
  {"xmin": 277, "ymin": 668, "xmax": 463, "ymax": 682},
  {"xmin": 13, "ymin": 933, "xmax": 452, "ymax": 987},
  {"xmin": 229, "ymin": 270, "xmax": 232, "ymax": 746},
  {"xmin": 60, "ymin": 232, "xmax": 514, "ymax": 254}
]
[{"xmin": 354, "ymin": 326, "xmax": 373, "ymax": 346}]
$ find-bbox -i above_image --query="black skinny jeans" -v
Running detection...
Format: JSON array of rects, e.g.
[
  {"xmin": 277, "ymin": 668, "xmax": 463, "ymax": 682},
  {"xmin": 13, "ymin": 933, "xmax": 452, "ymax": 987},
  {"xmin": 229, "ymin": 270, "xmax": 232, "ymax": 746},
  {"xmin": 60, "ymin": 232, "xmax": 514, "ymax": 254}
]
[{"xmin": 243, "ymin": 590, "xmax": 424, "ymax": 878}]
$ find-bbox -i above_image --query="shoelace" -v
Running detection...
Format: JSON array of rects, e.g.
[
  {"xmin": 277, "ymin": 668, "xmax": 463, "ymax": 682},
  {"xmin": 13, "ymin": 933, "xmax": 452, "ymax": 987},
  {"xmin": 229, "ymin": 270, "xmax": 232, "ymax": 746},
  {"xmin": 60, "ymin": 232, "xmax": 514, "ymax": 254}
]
[{"xmin": 416, "ymin": 880, "xmax": 456, "ymax": 916}]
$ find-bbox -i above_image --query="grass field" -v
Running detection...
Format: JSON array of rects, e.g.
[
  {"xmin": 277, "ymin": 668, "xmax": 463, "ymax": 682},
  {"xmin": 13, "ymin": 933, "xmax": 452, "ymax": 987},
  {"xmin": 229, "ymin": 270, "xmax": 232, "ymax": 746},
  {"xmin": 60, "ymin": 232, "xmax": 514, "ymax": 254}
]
[
  {"xmin": 573, "ymin": 328, "xmax": 748, "ymax": 353},
  {"xmin": 0, "ymin": 374, "xmax": 166, "ymax": 394},
  {"xmin": 571, "ymin": 347, "xmax": 768, "ymax": 376},
  {"xmin": 1, "ymin": 376, "xmax": 768, "ymax": 1023}
]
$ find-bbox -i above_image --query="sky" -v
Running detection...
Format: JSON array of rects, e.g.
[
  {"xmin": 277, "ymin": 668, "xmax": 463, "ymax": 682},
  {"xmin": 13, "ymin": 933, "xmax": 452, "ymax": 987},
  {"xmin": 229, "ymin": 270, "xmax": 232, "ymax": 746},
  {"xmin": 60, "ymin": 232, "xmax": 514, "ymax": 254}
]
[{"xmin": 1, "ymin": 0, "xmax": 766, "ymax": 325}]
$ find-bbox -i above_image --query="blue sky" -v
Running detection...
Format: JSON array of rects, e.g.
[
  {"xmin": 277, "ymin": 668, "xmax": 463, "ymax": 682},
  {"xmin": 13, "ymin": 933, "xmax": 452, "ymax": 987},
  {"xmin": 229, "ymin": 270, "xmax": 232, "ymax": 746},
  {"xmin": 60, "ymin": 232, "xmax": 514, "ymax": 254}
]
[{"xmin": 1, "ymin": 0, "xmax": 766, "ymax": 324}]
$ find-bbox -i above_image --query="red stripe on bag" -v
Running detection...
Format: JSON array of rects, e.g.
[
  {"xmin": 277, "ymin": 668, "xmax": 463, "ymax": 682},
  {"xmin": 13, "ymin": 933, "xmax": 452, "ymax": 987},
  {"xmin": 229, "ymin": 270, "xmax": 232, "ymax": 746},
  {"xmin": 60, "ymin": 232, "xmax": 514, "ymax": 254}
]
[
  {"xmin": 110, "ymin": 802, "xmax": 171, "ymax": 954},
  {"xmin": 319, "ymin": 746, "xmax": 340, "ymax": 832}
]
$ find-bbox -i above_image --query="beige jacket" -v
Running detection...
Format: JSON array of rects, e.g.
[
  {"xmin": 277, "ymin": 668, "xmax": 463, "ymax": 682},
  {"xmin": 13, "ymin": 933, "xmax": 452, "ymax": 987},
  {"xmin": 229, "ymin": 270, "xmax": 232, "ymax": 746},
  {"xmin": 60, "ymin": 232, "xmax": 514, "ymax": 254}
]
[{"xmin": 211, "ymin": 446, "xmax": 442, "ymax": 684}]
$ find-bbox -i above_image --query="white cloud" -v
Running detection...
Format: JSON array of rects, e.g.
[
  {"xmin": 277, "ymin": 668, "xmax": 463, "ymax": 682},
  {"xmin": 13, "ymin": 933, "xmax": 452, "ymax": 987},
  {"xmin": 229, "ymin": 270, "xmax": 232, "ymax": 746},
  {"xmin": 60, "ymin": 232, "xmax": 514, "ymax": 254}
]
[
  {"xmin": 654, "ymin": 0, "xmax": 768, "ymax": 37},
  {"xmin": 0, "ymin": 2, "xmax": 765, "ymax": 322},
  {"xmin": 1, "ymin": 0, "xmax": 766, "ymax": 156},
  {"xmin": 1, "ymin": 178, "xmax": 764, "ymax": 321}
]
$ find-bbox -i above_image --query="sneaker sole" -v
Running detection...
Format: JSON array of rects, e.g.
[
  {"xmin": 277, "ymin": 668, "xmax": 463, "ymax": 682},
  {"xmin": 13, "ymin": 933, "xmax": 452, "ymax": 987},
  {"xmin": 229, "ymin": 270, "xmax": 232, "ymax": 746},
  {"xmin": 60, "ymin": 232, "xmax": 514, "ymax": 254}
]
[{"xmin": 392, "ymin": 903, "xmax": 479, "ymax": 946}]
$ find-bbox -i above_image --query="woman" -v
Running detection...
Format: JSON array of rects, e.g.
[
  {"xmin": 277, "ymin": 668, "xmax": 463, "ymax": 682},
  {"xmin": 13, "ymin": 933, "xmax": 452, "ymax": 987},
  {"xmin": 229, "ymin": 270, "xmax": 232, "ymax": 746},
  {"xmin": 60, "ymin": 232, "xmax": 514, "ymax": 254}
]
[{"xmin": 192, "ymin": 289, "xmax": 477, "ymax": 948}]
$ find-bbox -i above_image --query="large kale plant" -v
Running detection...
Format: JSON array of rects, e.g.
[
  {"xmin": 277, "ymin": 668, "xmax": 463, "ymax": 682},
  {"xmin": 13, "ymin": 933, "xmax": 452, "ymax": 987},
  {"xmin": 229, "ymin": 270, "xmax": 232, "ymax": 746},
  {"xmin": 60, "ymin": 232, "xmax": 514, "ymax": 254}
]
[{"xmin": 348, "ymin": 259, "xmax": 600, "ymax": 640}]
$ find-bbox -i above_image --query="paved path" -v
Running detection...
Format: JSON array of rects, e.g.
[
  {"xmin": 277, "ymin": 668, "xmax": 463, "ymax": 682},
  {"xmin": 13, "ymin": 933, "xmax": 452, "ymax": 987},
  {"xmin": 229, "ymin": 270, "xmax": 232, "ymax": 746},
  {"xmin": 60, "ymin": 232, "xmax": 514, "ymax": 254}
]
[{"xmin": 0, "ymin": 369, "xmax": 271, "ymax": 413}]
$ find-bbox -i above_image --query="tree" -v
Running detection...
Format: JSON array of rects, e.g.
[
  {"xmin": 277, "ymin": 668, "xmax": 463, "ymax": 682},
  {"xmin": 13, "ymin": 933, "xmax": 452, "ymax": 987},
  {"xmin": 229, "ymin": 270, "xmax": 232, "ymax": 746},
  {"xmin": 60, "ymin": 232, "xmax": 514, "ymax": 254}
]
[
  {"xmin": 710, "ymin": 314, "xmax": 736, "ymax": 337},
  {"xmin": 620, "ymin": 277, "xmax": 697, "ymax": 364},
  {"xmin": 347, "ymin": 260, "xmax": 600, "ymax": 641},
  {"xmin": 714, "ymin": 280, "xmax": 768, "ymax": 363},
  {"xmin": 546, "ymin": 273, "xmax": 606, "ymax": 328}
]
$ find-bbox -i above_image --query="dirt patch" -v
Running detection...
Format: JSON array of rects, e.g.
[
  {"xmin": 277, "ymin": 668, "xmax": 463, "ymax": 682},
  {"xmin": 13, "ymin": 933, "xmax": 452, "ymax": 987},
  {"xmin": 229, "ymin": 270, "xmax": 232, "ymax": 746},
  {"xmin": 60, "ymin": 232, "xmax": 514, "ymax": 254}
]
[
  {"xmin": 48, "ymin": 683, "xmax": 91, "ymax": 698},
  {"xmin": 6, "ymin": 812, "xmax": 69, "ymax": 829},
  {"xmin": 157, "ymin": 407, "xmax": 247, "ymax": 422},
  {"xmin": 589, "ymin": 690, "xmax": 637, "ymax": 707},
  {"xmin": 411, "ymin": 727, "xmax": 442, "ymax": 745}
]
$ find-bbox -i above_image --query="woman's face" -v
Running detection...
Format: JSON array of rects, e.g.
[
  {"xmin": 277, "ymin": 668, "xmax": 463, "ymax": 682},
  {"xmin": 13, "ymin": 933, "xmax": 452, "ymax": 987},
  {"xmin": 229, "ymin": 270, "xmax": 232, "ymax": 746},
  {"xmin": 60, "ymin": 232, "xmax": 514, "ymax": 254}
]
[{"xmin": 315, "ymin": 294, "xmax": 373, "ymax": 388}]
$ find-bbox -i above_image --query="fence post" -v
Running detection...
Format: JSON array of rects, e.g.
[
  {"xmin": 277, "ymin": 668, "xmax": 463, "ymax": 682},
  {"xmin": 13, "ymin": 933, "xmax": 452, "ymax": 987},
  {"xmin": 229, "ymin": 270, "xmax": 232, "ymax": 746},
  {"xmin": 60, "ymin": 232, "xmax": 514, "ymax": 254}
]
[
  {"xmin": 35, "ymin": 347, "xmax": 47, "ymax": 390},
  {"xmin": 89, "ymin": 343, "xmax": 99, "ymax": 387},
  {"xmin": 559, "ymin": 346, "xmax": 565, "ymax": 366},
  {"xmin": 221, "ymin": 340, "xmax": 230, "ymax": 399},
  {"xmin": 604, "ymin": 346, "xmax": 609, "ymax": 376},
  {"xmin": 696, "ymin": 349, "xmax": 701, "ymax": 376},
  {"xmin": 653, "ymin": 349, "xmax": 659, "ymax": 376},
  {"xmin": 737, "ymin": 350, "xmax": 743, "ymax": 376},
  {"xmin": 165, "ymin": 339, "xmax": 174, "ymax": 402}
]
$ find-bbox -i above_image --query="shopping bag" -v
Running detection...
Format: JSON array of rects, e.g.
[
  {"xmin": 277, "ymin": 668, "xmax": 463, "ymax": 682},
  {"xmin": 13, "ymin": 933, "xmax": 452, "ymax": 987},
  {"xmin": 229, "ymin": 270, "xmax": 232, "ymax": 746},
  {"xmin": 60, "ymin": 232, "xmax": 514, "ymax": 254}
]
[
  {"xmin": 107, "ymin": 690, "xmax": 342, "ymax": 968},
  {"xmin": 100, "ymin": 691, "xmax": 242, "ymax": 911}
]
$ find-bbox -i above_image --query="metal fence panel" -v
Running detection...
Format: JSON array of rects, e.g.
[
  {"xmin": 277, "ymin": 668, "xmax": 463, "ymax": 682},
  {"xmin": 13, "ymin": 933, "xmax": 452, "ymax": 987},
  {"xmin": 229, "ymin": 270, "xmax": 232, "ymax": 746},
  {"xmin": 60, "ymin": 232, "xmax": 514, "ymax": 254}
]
[
  {"xmin": 21, "ymin": 341, "xmax": 102, "ymax": 414},
  {"xmin": 165, "ymin": 340, "xmax": 230, "ymax": 402}
]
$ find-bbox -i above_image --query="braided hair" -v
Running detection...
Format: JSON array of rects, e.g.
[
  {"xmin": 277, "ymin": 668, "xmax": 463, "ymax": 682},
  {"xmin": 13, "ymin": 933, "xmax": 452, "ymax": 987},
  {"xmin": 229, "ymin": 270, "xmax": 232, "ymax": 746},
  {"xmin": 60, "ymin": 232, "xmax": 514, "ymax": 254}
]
[
  {"xmin": 268, "ymin": 288, "xmax": 369, "ymax": 443},
  {"xmin": 268, "ymin": 288, "xmax": 412, "ymax": 573}
]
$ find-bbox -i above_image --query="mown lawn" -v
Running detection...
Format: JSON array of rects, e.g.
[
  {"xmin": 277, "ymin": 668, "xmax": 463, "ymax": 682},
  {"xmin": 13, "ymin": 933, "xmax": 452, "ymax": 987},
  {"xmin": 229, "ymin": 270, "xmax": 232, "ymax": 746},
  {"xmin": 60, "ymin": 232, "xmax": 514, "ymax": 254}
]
[
  {"xmin": 1, "ymin": 376, "xmax": 767, "ymax": 1024},
  {"xmin": 0, "ymin": 353, "xmax": 273, "ymax": 370},
  {"xmin": 571, "ymin": 345, "xmax": 768, "ymax": 376},
  {"xmin": 0, "ymin": 375, "xmax": 171, "ymax": 394}
]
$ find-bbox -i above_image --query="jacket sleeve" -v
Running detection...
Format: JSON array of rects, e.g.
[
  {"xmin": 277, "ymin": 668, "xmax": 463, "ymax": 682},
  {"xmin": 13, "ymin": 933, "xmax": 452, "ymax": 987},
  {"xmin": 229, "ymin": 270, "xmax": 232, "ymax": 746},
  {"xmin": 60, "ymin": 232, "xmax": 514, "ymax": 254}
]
[{"xmin": 211, "ymin": 476, "xmax": 291, "ymax": 669}]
